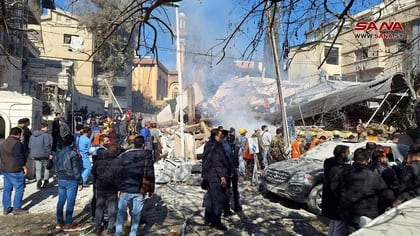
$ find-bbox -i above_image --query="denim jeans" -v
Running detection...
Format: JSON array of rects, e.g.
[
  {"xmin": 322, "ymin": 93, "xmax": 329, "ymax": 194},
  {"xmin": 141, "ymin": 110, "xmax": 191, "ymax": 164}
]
[
  {"xmin": 2, "ymin": 171, "xmax": 25, "ymax": 210},
  {"xmin": 56, "ymin": 179, "xmax": 78, "ymax": 225},
  {"xmin": 35, "ymin": 159, "xmax": 50, "ymax": 181},
  {"xmin": 116, "ymin": 192, "xmax": 145, "ymax": 236},
  {"xmin": 81, "ymin": 156, "xmax": 91, "ymax": 184},
  {"xmin": 95, "ymin": 190, "xmax": 118, "ymax": 232}
]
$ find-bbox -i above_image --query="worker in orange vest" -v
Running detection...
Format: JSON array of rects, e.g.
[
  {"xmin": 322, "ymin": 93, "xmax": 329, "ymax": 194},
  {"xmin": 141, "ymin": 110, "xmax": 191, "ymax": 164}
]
[{"xmin": 291, "ymin": 134, "xmax": 306, "ymax": 159}]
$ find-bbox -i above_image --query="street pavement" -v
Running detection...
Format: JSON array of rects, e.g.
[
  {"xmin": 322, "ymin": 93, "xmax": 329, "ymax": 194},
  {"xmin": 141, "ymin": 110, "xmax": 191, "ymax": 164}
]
[{"xmin": 0, "ymin": 176, "xmax": 327, "ymax": 235}]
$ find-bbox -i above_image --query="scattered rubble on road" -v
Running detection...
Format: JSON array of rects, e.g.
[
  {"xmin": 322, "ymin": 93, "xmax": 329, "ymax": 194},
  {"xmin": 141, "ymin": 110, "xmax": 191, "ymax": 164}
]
[{"xmin": 0, "ymin": 176, "xmax": 327, "ymax": 236}]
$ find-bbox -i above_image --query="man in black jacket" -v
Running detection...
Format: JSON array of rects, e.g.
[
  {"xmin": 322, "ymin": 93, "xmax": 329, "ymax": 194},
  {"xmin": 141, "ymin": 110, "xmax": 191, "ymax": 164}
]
[
  {"xmin": 321, "ymin": 145, "xmax": 350, "ymax": 236},
  {"xmin": 90, "ymin": 134, "xmax": 118, "ymax": 235},
  {"xmin": 202, "ymin": 129, "xmax": 229, "ymax": 230},
  {"xmin": 397, "ymin": 144, "xmax": 420, "ymax": 203},
  {"xmin": 338, "ymin": 148, "xmax": 394, "ymax": 234},
  {"xmin": 115, "ymin": 136, "xmax": 155, "ymax": 236}
]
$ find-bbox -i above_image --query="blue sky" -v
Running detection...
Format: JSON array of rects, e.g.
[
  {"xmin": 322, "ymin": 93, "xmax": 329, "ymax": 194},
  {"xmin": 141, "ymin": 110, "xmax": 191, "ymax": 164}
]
[{"xmin": 53, "ymin": 0, "xmax": 382, "ymax": 70}]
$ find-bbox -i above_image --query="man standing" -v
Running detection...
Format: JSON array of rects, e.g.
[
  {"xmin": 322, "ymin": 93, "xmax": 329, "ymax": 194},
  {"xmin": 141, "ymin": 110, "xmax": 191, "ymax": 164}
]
[
  {"xmin": 115, "ymin": 136, "xmax": 155, "ymax": 236},
  {"xmin": 52, "ymin": 113, "xmax": 61, "ymax": 152},
  {"xmin": 150, "ymin": 122, "xmax": 161, "ymax": 161},
  {"xmin": 55, "ymin": 135, "xmax": 86, "ymax": 231},
  {"xmin": 0, "ymin": 127, "xmax": 28, "ymax": 215},
  {"xmin": 321, "ymin": 145, "xmax": 350, "ymax": 236},
  {"xmin": 228, "ymin": 128, "xmax": 242, "ymax": 212},
  {"xmin": 29, "ymin": 122, "xmax": 53, "ymax": 189},
  {"xmin": 236, "ymin": 128, "xmax": 249, "ymax": 176},
  {"xmin": 78, "ymin": 127, "xmax": 92, "ymax": 186},
  {"xmin": 91, "ymin": 135, "xmax": 118, "ymax": 235},
  {"xmin": 202, "ymin": 129, "xmax": 229, "ymax": 230},
  {"xmin": 270, "ymin": 128, "xmax": 287, "ymax": 162},
  {"xmin": 260, "ymin": 125, "xmax": 272, "ymax": 168},
  {"xmin": 397, "ymin": 144, "xmax": 420, "ymax": 203},
  {"xmin": 17, "ymin": 118, "xmax": 32, "ymax": 157},
  {"xmin": 338, "ymin": 148, "xmax": 394, "ymax": 234}
]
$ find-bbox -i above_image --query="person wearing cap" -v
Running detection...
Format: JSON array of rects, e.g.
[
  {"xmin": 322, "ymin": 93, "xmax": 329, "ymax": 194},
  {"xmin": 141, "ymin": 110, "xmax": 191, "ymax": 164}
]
[
  {"xmin": 396, "ymin": 144, "xmax": 420, "ymax": 203},
  {"xmin": 236, "ymin": 128, "xmax": 249, "ymax": 176},
  {"xmin": 291, "ymin": 134, "xmax": 305, "ymax": 159}
]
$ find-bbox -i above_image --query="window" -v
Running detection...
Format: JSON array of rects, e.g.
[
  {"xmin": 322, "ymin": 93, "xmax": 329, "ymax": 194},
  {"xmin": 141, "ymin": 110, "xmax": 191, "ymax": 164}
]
[
  {"xmin": 56, "ymin": 14, "xmax": 62, "ymax": 21},
  {"xmin": 325, "ymin": 47, "xmax": 339, "ymax": 65},
  {"xmin": 63, "ymin": 34, "xmax": 79, "ymax": 44}
]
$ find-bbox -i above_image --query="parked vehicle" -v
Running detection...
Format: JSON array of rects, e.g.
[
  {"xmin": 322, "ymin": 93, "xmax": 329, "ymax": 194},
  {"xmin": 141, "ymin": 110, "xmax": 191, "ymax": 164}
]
[{"xmin": 260, "ymin": 140, "xmax": 409, "ymax": 214}]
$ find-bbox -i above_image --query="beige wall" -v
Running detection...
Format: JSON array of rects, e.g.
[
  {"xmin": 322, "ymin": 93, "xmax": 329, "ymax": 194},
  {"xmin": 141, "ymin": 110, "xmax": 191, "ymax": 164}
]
[
  {"xmin": 29, "ymin": 9, "xmax": 94, "ymax": 96},
  {"xmin": 131, "ymin": 59, "xmax": 169, "ymax": 106},
  {"xmin": 288, "ymin": 42, "xmax": 342, "ymax": 85},
  {"xmin": 337, "ymin": 2, "xmax": 419, "ymax": 81}
]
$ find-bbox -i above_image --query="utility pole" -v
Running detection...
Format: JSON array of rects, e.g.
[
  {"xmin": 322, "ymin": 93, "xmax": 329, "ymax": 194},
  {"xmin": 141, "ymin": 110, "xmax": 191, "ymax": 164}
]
[{"xmin": 267, "ymin": 2, "xmax": 290, "ymax": 147}]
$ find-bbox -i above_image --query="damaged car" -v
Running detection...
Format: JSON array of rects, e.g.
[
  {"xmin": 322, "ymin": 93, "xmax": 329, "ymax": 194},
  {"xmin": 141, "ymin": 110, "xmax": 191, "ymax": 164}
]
[{"xmin": 260, "ymin": 141, "xmax": 409, "ymax": 214}]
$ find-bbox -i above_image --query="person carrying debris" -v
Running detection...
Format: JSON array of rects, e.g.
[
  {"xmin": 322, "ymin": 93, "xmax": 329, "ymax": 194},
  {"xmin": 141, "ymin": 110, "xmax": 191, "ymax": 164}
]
[{"xmin": 202, "ymin": 128, "xmax": 229, "ymax": 230}]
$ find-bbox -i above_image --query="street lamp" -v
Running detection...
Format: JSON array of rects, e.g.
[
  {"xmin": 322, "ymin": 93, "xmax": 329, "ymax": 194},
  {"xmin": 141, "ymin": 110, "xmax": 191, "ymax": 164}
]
[{"xmin": 165, "ymin": 2, "xmax": 185, "ymax": 159}]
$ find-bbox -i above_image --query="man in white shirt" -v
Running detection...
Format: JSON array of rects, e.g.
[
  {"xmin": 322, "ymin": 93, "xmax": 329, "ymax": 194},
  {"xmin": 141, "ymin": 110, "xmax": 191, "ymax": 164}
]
[{"xmin": 260, "ymin": 125, "xmax": 272, "ymax": 169}]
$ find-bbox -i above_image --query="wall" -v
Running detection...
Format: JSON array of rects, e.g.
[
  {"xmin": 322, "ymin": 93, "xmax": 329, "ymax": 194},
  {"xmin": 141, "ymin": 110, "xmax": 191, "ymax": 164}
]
[{"xmin": 30, "ymin": 9, "xmax": 94, "ymax": 96}]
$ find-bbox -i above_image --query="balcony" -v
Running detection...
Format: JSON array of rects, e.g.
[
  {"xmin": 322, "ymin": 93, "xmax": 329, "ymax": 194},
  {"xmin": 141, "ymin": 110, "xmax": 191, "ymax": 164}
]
[{"xmin": 341, "ymin": 57, "xmax": 381, "ymax": 75}]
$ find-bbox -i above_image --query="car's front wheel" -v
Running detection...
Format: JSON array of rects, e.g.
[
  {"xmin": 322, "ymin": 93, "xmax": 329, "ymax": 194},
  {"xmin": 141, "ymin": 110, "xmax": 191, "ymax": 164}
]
[{"xmin": 307, "ymin": 184, "xmax": 323, "ymax": 215}]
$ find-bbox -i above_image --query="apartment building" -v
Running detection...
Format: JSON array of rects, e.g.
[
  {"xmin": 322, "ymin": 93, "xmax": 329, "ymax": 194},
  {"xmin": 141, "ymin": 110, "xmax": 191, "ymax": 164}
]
[
  {"xmin": 339, "ymin": 0, "xmax": 419, "ymax": 82},
  {"xmin": 289, "ymin": 0, "xmax": 419, "ymax": 84},
  {"xmin": 29, "ymin": 9, "xmax": 95, "ymax": 96}
]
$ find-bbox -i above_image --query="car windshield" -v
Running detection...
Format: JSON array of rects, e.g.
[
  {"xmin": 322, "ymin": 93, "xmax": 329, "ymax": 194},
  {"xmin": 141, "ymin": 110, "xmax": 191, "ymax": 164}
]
[
  {"xmin": 301, "ymin": 141, "xmax": 360, "ymax": 161},
  {"xmin": 301, "ymin": 142, "xmax": 339, "ymax": 160}
]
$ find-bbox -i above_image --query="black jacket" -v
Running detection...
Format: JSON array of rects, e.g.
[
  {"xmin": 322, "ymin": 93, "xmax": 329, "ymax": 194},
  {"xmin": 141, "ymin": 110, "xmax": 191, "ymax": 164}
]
[
  {"xmin": 398, "ymin": 160, "xmax": 420, "ymax": 202},
  {"xmin": 321, "ymin": 156, "xmax": 348, "ymax": 220},
  {"xmin": 116, "ymin": 148, "xmax": 155, "ymax": 194},
  {"xmin": 202, "ymin": 138, "xmax": 228, "ymax": 183},
  {"xmin": 55, "ymin": 146, "xmax": 83, "ymax": 184},
  {"xmin": 339, "ymin": 162, "xmax": 394, "ymax": 228},
  {"xmin": 92, "ymin": 147, "xmax": 119, "ymax": 191}
]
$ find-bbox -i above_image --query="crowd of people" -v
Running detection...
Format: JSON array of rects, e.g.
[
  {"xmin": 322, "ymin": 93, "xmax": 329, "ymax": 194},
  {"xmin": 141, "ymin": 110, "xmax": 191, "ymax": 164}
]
[
  {"xmin": 0, "ymin": 113, "xmax": 160, "ymax": 235},
  {"xmin": 2, "ymin": 113, "xmax": 420, "ymax": 235},
  {"xmin": 321, "ymin": 142, "xmax": 420, "ymax": 235}
]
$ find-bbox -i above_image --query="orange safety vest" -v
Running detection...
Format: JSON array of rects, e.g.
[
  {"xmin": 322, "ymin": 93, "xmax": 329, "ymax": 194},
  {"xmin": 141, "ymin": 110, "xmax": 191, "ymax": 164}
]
[
  {"xmin": 309, "ymin": 138, "xmax": 319, "ymax": 150},
  {"xmin": 291, "ymin": 140, "xmax": 302, "ymax": 159}
]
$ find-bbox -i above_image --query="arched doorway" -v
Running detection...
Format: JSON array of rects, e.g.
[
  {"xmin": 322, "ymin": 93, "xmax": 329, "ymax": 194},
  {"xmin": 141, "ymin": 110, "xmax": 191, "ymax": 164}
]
[{"xmin": 0, "ymin": 116, "xmax": 6, "ymax": 140}]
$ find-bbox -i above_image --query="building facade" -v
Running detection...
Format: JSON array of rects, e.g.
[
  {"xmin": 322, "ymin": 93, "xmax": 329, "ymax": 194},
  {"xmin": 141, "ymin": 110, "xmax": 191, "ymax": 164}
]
[
  {"xmin": 29, "ymin": 9, "xmax": 95, "ymax": 96},
  {"xmin": 131, "ymin": 58, "xmax": 169, "ymax": 108},
  {"xmin": 289, "ymin": 0, "xmax": 419, "ymax": 84}
]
